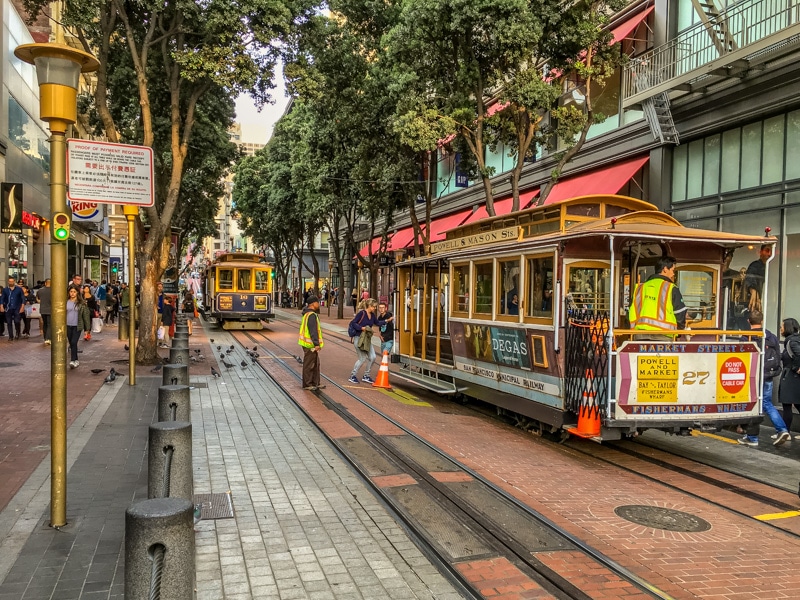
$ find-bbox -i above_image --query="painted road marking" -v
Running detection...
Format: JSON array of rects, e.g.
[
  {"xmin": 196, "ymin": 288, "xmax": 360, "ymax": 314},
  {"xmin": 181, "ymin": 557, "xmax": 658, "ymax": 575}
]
[
  {"xmin": 754, "ymin": 510, "xmax": 800, "ymax": 521},
  {"xmin": 378, "ymin": 388, "xmax": 432, "ymax": 407},
  {"xmin": 691, "ymin": 430, "xmax": 739, "ymax": 444}
]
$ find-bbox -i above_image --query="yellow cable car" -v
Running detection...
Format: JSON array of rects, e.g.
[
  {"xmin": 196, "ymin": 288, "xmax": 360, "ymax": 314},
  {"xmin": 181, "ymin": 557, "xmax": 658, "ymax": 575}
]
[{"xmin": 202, "ymin": 252, "xmax": 275, "ymax": 329}]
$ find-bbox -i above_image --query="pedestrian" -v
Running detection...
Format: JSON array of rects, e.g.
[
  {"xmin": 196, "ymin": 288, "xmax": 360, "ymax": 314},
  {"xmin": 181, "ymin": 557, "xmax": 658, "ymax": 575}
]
[
  {"xmin": 37, "ymin": 278, "xmax": 52, "ymax": 344},
  {"xmin": 351, "ymin": 288, "xmax": 358, "ymax": 314},
  {"xmin": 1, "ymin": 276, "xmax": 25, "ymax": 341},
  {"xmin": 738, "ymin": 310, "xmax": 790, "ymax": 446},
  {"xmin": 68, "ymin": 273, "xmax": 83, "ymax": 292},
  {"xmin": 778, "ymin": 317, "xmax": 800, "ymax": 436},
  {"xmin": 82, "ymin": 285, "xmax": 99, "ymax": 341},
  {"xmin": 0, "ymin": 285, "xmax": 5, "ymax": 338},
  {"xmin": 299, "ymin": 295, "xmax": 324, "ymax": 390},
  {"xmin": 347, "ymin": 298, "xmax": 379, "ymax": 384},
  {"xmin": 66, "ymin": 286, "xmax": 91, "ymax": 368},
  {"xmin": 628, "ymin": 256, "xmax": 688, "ymax": 337},
  {"xmin": 744, "ymin": 244, "xmax": 772, "ymax": 313},
  {"xmin": 96, "ymin": 280, "xmax": 107, "ymax": 318},
  {"xmin": 160, "ymin": 296, "xmax": 175, "ymax": 348},
  {"xmin": 21, "ymin": 284, "xmax": 36, "ymax": 338},
  {"xmin": 182, "ymin": 289, "xmax": 196, "ymax": 335},
  {"xmin": 105, "ymin": 284, "xmax": 118, "ymax": 324},
  {"xmin": 376, "ymin": 301, "xmax": 395, "ymax": 355}
]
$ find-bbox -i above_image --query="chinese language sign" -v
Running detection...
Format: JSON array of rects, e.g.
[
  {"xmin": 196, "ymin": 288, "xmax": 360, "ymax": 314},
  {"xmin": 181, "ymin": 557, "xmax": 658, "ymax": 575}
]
[{"xmin": 67, "ymin": 140, "xmax": 154, "ymax": 206}]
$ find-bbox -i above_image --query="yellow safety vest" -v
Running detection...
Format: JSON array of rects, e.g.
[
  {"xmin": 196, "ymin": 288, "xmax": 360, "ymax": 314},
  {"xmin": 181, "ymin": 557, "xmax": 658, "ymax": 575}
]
[
  {"xmin": 629, "ymin": 278, "xmax": 677, "ymax": 330},
  {"xmin": 298, "ymin": 312, "xmax": 323, "ymax": 349}
]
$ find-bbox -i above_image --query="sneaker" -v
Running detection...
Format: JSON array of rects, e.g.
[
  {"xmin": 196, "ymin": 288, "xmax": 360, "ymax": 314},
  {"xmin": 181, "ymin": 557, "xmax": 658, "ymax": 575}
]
[
  {"xmin": 69, "ymin": 361, "xmax": 76, "ymax": 369},
  {"xmin": 302, "ymin": 386, "xmax": 318, "ymax": 391},
  {"xmin": 44, "ymin": 340, "xmax": 51, "ymax": 345},
  {"xmin": 362, "ymin": 375, "xmax": 374, "ymax": 384},
  {"xmin": 737, "ymin": 437, "xmax": 758, "ymax": 447},
  {"xmin": 348, "ymin": 375, "xmax": 359, "ymax": 384},
  {"xmin": 73, "ymin": 361, "xmax": 79, "ymax": 367},
  {"xmin": 773, "ymin": 431, "xmax": 791, "ymax": 446},
  {"xmin": 22, "ymin": 333, "xmax": 28, "ymax": 338},
  {"xmin": 316, "ymin": 385, "xmax": 326, "ymax": 389}
]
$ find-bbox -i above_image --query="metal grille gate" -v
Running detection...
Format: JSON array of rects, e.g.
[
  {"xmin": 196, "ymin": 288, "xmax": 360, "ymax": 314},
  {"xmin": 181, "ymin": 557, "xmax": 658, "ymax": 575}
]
[{"xmin": 564, "ymin": 308, "xmax": 610, "ymax": 418}]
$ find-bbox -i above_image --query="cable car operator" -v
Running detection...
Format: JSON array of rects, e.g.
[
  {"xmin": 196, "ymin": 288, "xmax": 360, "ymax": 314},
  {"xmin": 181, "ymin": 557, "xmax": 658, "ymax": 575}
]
[{"xmin": 629, "ymin": 256, "xmax": 687, "ymax": 333}]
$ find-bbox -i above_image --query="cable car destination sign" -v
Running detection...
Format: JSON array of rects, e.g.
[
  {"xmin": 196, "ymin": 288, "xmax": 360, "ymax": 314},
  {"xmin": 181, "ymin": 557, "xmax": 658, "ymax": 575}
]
[{"xmin": 66, "ymin": 140, "xmax": 154, "ymax": 206}]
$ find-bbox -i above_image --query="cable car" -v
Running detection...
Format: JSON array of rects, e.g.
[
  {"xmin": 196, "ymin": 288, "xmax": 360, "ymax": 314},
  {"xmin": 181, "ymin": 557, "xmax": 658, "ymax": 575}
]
[{"xmin": 202, "ymin": 252, "xmax": 275, "ymax": 329}]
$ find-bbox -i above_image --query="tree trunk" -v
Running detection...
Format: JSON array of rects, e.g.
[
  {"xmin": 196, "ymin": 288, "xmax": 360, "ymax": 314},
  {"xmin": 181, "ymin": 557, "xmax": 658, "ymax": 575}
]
[{"xmin": 135, "ymin": 233, "xmax": 168, "ymax": 364}]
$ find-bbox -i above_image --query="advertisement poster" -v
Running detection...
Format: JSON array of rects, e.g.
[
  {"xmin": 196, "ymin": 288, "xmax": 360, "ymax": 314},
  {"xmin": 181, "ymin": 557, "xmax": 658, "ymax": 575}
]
[
  {"xmin": 451, "ymin": 322, "xmax": 532, "ymax": 370},
  {"xmin": 616, "ymin": 341, "xmax": 759, "ymax": 418},
  {"xmin": 1, "ymin": 183, "xmax": 23, "ymax": 234}
]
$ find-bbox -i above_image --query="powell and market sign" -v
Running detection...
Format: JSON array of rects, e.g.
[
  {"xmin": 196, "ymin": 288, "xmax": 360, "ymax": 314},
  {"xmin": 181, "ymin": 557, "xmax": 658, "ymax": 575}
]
[{"xmin": 430, "ymin": 226, "xmax": 520, "ymax": 254}]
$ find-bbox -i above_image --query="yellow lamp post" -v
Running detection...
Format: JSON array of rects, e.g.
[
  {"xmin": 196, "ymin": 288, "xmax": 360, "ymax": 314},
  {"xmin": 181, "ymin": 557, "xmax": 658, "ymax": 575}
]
[
  {"xmin": 14, "ymin": 43, "xmax": 99, "ymax": 528},
  {"xmin": 123, "ymin": 205, "xmax": 138, "ymax": 384}
]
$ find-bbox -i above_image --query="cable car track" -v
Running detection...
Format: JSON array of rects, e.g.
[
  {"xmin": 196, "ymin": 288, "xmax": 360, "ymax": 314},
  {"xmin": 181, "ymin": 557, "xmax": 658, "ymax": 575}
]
[{"xmin": 236, "ymin": 329, "xmax": 675, "ymax": 600}]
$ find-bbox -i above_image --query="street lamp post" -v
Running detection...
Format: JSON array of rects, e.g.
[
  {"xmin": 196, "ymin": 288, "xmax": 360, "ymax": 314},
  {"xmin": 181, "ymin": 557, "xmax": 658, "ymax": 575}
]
[{"xmin": 14, "ymin": 42, "xmax": 99, "ymax": 528}]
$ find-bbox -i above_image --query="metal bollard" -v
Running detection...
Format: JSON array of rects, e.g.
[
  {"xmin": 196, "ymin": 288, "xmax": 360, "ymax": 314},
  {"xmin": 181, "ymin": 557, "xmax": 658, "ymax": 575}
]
[
  {"xmin": 125, "ymin": 497, "xmax": 194, "ymax": 600},
  {"xmin": 148, "ymin": 421, "xmax": 192, "ymax": 500},
  {"xmin": 169, "ymin": 346, "xmax": 190, "ymax": 367},
  {"xmin": 172, "ymin": 330, "xmax": 189, "ymax": 341},
  {"xmin": 174, "ymin": 324, "xmax": 189, "ymax": 334},
  {"xmin": 118, "ymin": 311, "xmax": 129, "ymax": 341},
  {"xmin": 162, "ymin": 364, "xmax": 189, "ymax": 387},
  {"xmin": 158, "ymin": 385, "xmax": 191, "ymax": 422},
  {"xmin": 171, "ymin": 337, "xmax": 189, "ymax": 350}
]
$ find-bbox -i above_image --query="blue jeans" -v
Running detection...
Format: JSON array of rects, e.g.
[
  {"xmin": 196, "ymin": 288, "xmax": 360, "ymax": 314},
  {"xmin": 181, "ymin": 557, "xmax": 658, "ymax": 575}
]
[
  {"xmin": 381, "ymin": 340, "xmax": 394, "ymax": 355},
  {"xmin": 746, "ymin": 379, "xmax": 787, "ymax": 441},
  {"xmin": 351, "ymin": 339, "xmax": 376, "ymax": 378}
]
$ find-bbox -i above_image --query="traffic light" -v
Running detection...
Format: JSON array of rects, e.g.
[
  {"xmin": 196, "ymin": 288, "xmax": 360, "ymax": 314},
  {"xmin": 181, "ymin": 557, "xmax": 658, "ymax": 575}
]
[
  {"xmin": 270, "ymin": 270, "xmax": 275, "ymax": 280},
  {"xmin": 111, "ymin": 263, "xmax": 119, "ymax": 274},
  {"xmin": 52, "ymin": 212, "xmax": 70, "ymax": 241}
]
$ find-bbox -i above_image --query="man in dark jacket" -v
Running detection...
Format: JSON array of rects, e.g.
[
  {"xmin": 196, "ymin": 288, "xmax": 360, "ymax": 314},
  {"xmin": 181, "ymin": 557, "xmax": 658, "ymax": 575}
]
[
  {"xmin": 1, "ymin": 277, "xmax": 25, "ymax": 341},
  {"xmin": 36, "ymin": 278, "xmax": 52, "ymax": 344},
  {"xmin": 298, "ymin": 295, "xmax": 324, "ymax": 390}
]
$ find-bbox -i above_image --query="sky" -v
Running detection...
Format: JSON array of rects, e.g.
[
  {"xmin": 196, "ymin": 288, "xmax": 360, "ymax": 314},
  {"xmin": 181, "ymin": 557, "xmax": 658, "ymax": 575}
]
[{"xmin": 233, "ymin": 65, "xmax": 290, "ymax": 145}]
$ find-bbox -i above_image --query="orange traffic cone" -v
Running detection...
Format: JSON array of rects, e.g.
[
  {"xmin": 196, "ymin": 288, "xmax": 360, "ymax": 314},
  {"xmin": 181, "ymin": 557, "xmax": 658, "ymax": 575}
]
[
  {"xmin": 372, "ymin": 351, "xmax": 392, "ymax": 389},
  {"xmin": 573, "ymin": 369, "xmax": 601, "ymax": 438}
]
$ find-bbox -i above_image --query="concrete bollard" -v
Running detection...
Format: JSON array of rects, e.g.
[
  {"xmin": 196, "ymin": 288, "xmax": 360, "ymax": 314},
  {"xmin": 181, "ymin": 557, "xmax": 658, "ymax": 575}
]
[
  {"xmin": 169, "ymin": 346, "xmax": 190, "ymax": 367},
  {"xmin": 125, "ymin": 497, "xmax": 194, "ymax": 600},
  {"xmin": 171, "ymin": 337, "xmax": 189, "ymax": 350},
  {"xmin": 175, "ymin": 323, "xmax": 189, "ymax": 333},
  {"xmin": 162, "ymin": 364, "xmax": 189, "ymax": 387},
  {"xmin": 158, "ymin": 385, "xmax": 191, "ymax": 422},
  {"xmin": 172, "ymin": 330, "xmax": 189, "ymax": 341},
  {"xmin": 148, "ymin": 421, "xmax": 193, "ymax": 500}
]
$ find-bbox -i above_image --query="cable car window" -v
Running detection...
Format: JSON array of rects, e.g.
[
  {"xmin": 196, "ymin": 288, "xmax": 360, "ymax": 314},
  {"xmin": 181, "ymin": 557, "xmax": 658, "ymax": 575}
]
[
  {"xmin": 474, "ymin": 262, "xmax": 493, "ymax": 315},
  {"xmin": 567, "ymin": 264, "xmax": 610, "ymax": 311},
  {"xmin": 527, "ymin": 255, "xmax": 554, "ymax": 318},
  {"xmin": 237, "ymin": 269, "xmax": 251, "ymax": 291},
  {"xmin": 452, "ymin": 264, "xmax": 470, "ymax": 313},
  {"xmin": 219, "ymin": 269, "xmax": 233, "ymax": 290},
  {"xmin": 565, "ymin": 203, "xmax": 600, "ymax": 217},
  {"xmin": 675, "ymin": 266, "xmax": 716, "ymax": 326},
  {"xmin": 255, "ymin": 271, "xmax": 268, "ymax": 291},
  {"xmin": 605, "ymin": 204, "xmax": 631, "ymax": 218},
  {"xmin": 499, "ymin": 259, "xmax": 521, "ymax": 316}
]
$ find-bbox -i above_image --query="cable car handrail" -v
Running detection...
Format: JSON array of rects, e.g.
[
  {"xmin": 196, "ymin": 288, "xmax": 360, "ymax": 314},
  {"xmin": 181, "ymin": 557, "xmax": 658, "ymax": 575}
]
[{"xmin": 614, "ymin": 329, "xmax": 763, "ymax": 338}]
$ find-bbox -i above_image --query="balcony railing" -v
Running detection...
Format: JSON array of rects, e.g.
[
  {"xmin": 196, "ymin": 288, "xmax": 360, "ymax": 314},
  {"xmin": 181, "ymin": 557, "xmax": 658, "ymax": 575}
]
[{"xmin": 623, "ymin": 0, "xmax": 800, "ymax": 106}]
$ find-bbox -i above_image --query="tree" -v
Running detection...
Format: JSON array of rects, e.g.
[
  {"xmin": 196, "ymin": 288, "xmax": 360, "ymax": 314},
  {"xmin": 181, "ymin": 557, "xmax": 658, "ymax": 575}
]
[{"xmin": 27, "ymin": 0, "xmax": 313, "ymax": 362}]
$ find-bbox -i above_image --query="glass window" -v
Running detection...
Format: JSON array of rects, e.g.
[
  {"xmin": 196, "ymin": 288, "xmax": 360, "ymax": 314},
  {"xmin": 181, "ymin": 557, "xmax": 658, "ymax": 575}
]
[
  {"xmin": 687, "ymin": 139, "xmax": 704, "ymax": 199},
  {"xmin": 567, "ymin": 264, "xmax": 611, "ymax": 311},
  {"xmin": 237, "ymin": 270, "xmax": 251, "ymax": 290},
  {"xmin": 721, "ymin": 128, "xmax": 741, "ymax": 193},
  {"xmin": 7, "ymin": 96, "xmax": 50, "ymax": 172},
  {"xmin": 740, "ymin": 121, "xmax": 762, "ymax": 189},
  {"xmin": 675, "ymin": 267, "xmax": 716, "ymax": 327},
  {"xmin": 474, "ymin": 262, "xmax": 493, "ymax": 314},
  {"xmin": 762, "ymin": 115, "xmax": 784, "ymax": 185},
  {"xmin": 703, "ymin": 135, "xmax": 720, "ymax": 196},
  {"xmin": 720, "ymin": 194, "xmax": 781, "ymax": 215},
  {"xmin": 527, "ymin": 256, "xmax": 554, "ymax": 319},
  {"xmin": 218, "ymin": 269, "xmax": 233, "ymax": 290},
  {"xmin": 672, "ymin": 144, "xmax": 688, "ymax": 202},
  {"xmin": 255, "ymin": 271, "xmax": 268, "ymax": 291},
  {"xmin": 498, "ymin": 259, "xmax": 521, "ymax": 316},
  {"xmin": 452, "ymin": 264, "xmax": 470, "ymax": 313},
  {"xmin": 783, "ymin": 206, "xmax": 800, "ymax": 332},
  {"xmin": 587, "ymin": 68, "xmax": 621, "ymax": 139},
  {"xmin": 787, "ymin": 110, "xmax": 800, "ymax": 181}
]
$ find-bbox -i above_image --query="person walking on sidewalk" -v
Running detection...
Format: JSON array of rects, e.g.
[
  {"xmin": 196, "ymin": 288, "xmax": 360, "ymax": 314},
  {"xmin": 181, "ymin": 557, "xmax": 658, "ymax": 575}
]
[
  {"xmin": 182, "ymin": 289, "xmax": 196, "ymax": 335},
  {"xmin": 377, "ymin": 302, "xmax": 394, "ymax": 355},
  {"xmin": 738, "ymin": 310, "xmax": 791, "ymax": 447},
  {"xmin": 160, "ymin": 296, "xmax": 175, "ymax": 348},
  {"xmin": 66, "ymin": 286, "xmax": 91, "ymax": 368},
  {"xmin": 1, "ymin": 277, "xmax": 25, "ymax": 341},
  {"xmin": 299, "ymin": 295, "xmax": 324, "ymax": 391},
  {"xmin": 779, "ymin": 318, "xmax": 800, "ymax": 436},
  {"xmin": 347, "ymin": 298, "xmax": 379, "ymax": 384},
  {"xmin": 20, "ymin": 284, "xmax": 36, "ymax": 338},
  {"xmin": 82, "ymin": 285, "xmax": 99, "ymax": 341},
  {"xmin": 37, "ymin": 279, "xmax": 52, "ymax": 344}
]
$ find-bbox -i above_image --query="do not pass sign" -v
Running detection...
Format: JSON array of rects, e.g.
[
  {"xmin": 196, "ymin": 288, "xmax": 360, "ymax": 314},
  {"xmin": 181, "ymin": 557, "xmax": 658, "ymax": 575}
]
[{"xmin": 719, "ymin": 357, "xmax": 747, "ymax": 394}]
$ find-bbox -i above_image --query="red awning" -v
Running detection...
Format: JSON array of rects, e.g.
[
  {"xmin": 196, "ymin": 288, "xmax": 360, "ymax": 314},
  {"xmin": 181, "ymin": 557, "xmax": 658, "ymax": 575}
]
[
  {"xmin": 429, "ymin": 210, "xmax": 472, "ymax": 242},
  {"xmin": 486, "ymin": 102, "xmax": 509, "ymax": 117},
  {"xmin": 387, "ymin": 228, "xmax": 416, "ymax": 251},
  {"xmin": 357, "ymin": 236, "xmax": 387, "ymax": 259},
  {"xmin": 611, "ymin": 7, "xmax": 653, "ymax": 44},
  {"xmin": 543, "ymin": 155, "xmax": 649, "ymax": 205}
]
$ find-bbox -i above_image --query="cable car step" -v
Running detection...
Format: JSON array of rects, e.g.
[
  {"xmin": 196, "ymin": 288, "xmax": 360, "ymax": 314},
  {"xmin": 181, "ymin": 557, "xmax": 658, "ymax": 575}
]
[{"xmin": 391, "ymin": 370, "xmax": 464, "ymax": 395}]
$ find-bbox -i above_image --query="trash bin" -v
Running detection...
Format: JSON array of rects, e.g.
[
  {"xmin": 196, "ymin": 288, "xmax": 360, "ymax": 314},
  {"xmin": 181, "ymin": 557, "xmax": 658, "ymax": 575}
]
[{"xmin": 119, "ymin": 310, "xmax": 129, "ymax": 341}]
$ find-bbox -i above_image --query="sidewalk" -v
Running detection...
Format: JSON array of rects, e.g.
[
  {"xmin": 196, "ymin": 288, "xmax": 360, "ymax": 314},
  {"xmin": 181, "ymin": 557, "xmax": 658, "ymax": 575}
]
[{"xmin": 0, "ymin": 320, "xmax": 459, "ymax": 599}]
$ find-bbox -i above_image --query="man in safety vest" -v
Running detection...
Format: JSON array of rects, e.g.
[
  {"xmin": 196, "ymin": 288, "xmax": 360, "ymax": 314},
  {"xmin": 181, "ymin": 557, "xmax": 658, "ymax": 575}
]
[
  {"xmin": 629, "ymin": 256, "xmax": 687, "ymax": 335},
  {"xmin": 299, "ymin": 295, "xmax": 324, "ymax": 391}
]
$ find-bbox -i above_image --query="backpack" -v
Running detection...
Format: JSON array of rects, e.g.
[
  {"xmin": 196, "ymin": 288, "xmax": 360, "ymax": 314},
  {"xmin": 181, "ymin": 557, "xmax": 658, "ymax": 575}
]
[
  {"xmin": 348, "ymin": 311, "xmax": 367, "ymax": 338},
  {"xmin": 764, "ymin": 332, "xmax": 782, "ymax": 378}
]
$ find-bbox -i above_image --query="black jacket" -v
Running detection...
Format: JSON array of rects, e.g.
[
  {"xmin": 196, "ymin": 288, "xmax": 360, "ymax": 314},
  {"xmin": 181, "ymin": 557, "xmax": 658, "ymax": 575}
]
[{"xmin": 779, "ymin": 334, "xmax": 800, "ymax": 404}]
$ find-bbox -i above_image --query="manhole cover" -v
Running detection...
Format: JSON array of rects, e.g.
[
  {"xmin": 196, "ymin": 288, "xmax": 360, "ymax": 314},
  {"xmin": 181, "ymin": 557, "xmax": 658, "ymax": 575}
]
[
  {"xmin": 0, "ymin": 362, "xmax": 21, "ymax": 368},
  {"xmin": 614, "ymin": 505, "xmax": 711, "ymax": 532},
  {"xmin": 192, "ymin": 492, "xmax": 234, "ymax": 520}
]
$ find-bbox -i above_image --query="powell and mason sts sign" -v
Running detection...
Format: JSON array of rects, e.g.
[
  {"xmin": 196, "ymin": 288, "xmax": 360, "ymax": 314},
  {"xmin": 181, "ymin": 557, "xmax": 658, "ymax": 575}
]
[{"xmin": 430, "ymin": 226, "xmax": 520, "ymax": 254}]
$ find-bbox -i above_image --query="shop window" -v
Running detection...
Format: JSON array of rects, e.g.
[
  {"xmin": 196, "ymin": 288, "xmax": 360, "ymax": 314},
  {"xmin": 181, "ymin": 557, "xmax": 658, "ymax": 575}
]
[
  {"xmin": 452, "ymin": 264, "xmax": 470, "ymax": 313},
  {"xmin": 687, "ymin": 139, "xmax": 704, "ymax": 199},
  {"xmin": 787, "ymin": 110, "xmax": 800, "ymax": 181},
  {"xmin": 721, "ymin": 128, "xmax": 741, "ymax": 193},
  {"xmin": 703, "ymin": 134, "xmax": 720, "ymax": 196},
  {"xmin": 762, "ymin": 115, "xmax": 785, "ymax": 185},
  {"xmin": 219, "ymin": 269, "xmax": 233, "ymax": 290},
  {"xmin": 498, "ymin": 259, "xmax": 521, "ymax": 316},
  {"xmin": 526, "ymin": 255, "xmax": 554, "ymax": 319},
  {"xmin": 740, "ymin": 122, "xmax": 762, "ymax": 189},
  {"xmin": 672, "ymin": 144, "xmax": 687, "ymax": 202},
  {"xmin": 255, "ymin": 271, "xmax": 268, "ymax": 291},
  {"xmin": 474, "ymin": 262, "xmax": 493, "ymax": 315},
  {"xmin": 567, "ymin": 263, "xmax": 611, "ymax": 312}
]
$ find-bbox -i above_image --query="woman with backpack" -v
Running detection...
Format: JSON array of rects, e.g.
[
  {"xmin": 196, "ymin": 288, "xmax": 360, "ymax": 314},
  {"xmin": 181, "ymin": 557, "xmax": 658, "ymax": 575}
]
[
  {"xmin": 779, "ymin": 317, "xmax": 800, "ymax": 437},
  {"xmin": 347, "ymin": 298, "xmax": 379, "ymax": 384}
]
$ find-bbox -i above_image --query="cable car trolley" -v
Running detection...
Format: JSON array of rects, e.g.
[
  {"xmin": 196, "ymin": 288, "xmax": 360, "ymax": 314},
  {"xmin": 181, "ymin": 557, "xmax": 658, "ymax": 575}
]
[
  {"xmin": 202, "ymin": 252, "xmax": 275, "ymax": 329},
  {"xmin": 393, "ymin": 194, "xmax": 777, "ymax": 441}
]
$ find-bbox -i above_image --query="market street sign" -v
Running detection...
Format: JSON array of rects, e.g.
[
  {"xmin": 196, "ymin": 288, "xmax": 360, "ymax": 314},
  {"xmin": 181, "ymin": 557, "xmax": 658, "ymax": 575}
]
[{"xmin": 67, "ymin": 140, "xmax": 154, "ymax": 206}]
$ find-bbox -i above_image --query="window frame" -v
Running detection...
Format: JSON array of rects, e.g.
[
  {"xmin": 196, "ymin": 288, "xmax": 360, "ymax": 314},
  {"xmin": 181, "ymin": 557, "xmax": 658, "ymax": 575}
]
[
  {"xmin": 495, "ymin": 255, "xmax": 523, "ymax": 323},
  {"xmin": 565, "ymin": 260, "xmax": 612, "ymax": 313},
  {"xmin": 523, "ymin": 252, "xmax": 556, "ymax": 326},
  {"xmin": 472, "ymin": 260, "xmax": 494, "ymax": 317},
  {"xmin": 450, "ymin": 262, "xmax": 471, "ymax": 317},
  {"xmin": 675, "ymin": 264, "xmax": 719, "ymax": 329},
  {"xmin": 218, "ymin": 268, "xmax": 234, "ymax": 291}
]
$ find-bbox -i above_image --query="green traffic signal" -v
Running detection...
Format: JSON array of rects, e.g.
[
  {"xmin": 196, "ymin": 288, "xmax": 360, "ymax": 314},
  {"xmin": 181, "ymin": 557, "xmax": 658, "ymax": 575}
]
[
  {"xmin": 111, "ymin": 264, "xmax": 119, "ymax": 274},
  {"xmin": 52, "ymin": 212, "xmax": 70, "ymax": 241}
]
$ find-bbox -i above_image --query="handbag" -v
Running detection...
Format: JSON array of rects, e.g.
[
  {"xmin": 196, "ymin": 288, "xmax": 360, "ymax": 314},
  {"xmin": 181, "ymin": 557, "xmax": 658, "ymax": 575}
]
[
  {"xmin": 26, "ymin": 303, "xmax": 40, "ymax": 317},
  {"xmin": 357, "ymin": 328, "xmax": 373, "ymax": 352},
  {"xmin": 157, "ymin": 325, "xmax": 165, "ymax": 340},
  {"xmin": 91, "ymin": 317, "xmax": 104, "ymax": 333}
]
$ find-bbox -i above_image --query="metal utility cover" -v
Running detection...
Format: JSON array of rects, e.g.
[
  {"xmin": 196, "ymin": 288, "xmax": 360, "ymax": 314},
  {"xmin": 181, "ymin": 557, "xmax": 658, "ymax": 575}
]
[
  {"xmin": 193, "ymin": 492, "xmax": 234, "ymax": 520},
  {"xmin": 614, "ymin": 505, "xmax": 711, "ymax": 532}
]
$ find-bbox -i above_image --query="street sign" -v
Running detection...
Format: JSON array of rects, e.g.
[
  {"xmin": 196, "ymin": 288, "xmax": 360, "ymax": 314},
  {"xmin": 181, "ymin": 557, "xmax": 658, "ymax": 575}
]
[{"xmin": 67, "ymin": 140, "xmax": 154, "ymax": 206}]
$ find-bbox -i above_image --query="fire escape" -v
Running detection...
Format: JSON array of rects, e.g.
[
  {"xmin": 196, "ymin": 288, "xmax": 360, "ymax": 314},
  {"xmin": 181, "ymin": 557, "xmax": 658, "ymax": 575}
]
[{"xmin": 623, "ymin": 0, "xmax": 800, "ymax": 145}]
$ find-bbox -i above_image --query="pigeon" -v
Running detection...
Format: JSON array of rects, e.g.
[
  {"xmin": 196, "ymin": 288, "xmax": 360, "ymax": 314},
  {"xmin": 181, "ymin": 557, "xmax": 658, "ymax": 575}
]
[
  {"xmin": 230, "ymin": 345, "xmax": 235, "ymax": 350},
  {"xmin": 225, "ymin": 348, "xmax": 233, "ymax": 354},
  {"xmin": 252, "ymin": 346, "xmax": 258, "ymax": 352},
  {"xmin": 211, "ymin": 367, "xmax": 220, "ymax": 378},
  {"xmin": 193, "ymin": 503, "xmax": 203, "ymax": 525},
  {"xmin": 220, "ymin": 353, "xmax": 225, "ymax": 360},
  {"xmin": 216, "ymin": 345, "xmax": 221, "ymax": 351},
  {"xmin": 210, "ymin": 339, "xmax": 214, "ymax": 343},
  {"xmin": 196, "ymin": 354, "xmax": 205, "ymax": 361},
  {"xmin": 222, "ymin": 359, "xmax": 234, "ymax": 369},
  {"xmin": 194, "ymin": 349, "xmax": 202, "ymax": 354},
  {"xmin": 150, "ymin": 364, "xmax": 163, "ymax": 372},
  {"xmin": 123, "ymin": 344, "xmax": 129, "ymax": 351},
  {"xmin": 190, "ymin": 356, "xmax": 198, "ymax": 363},
  {"xmin": 90, "ymin": 368, "xmax": 105, "ymax": 375},
  {"xmin": 104, "ymin": 369, "xmax": 117, "ymax": 384},
  {"xmin": 240, "ymin": 360, "xmax": 247, "ymax": 367}
]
